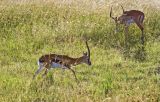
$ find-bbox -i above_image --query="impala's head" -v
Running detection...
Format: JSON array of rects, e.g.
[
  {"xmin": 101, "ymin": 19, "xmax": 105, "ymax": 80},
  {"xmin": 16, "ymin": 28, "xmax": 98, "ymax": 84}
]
[
  {"xmin": 110, "ymin": 5, "xmax": 125, "ymax": 32},
  {"xmin": 82, "ymin": 41, "xmax": 91, "ymax": 65}
]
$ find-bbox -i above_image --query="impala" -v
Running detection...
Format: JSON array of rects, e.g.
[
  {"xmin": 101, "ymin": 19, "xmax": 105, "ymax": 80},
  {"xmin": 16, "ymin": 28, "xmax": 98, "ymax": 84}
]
[
  {"xmin": 110, "ymin": 6, "xmax": 145, "ymax": 48},
  {"xmin": 33, "ymin": 41, "xmax": 91, "ymax": 80}
]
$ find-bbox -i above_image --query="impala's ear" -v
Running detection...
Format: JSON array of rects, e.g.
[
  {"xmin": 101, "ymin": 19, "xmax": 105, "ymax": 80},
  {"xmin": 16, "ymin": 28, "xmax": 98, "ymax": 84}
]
[{"xmin": 121, "ymin": 5, "xmax": 125, "ymax": 13}]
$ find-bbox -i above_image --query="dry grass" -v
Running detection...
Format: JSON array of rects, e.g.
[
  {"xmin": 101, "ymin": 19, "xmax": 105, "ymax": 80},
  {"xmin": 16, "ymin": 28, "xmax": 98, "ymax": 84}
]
[{"xmin": 0, "ymin": 0, "xmax": 160, "ymax": 102}]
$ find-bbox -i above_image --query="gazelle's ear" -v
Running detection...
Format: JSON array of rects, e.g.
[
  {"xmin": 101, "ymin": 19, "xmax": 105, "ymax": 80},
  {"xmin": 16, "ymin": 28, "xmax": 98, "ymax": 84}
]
[{"xmin": 83, "ymin": 52, "xmax": 87, "ymax": 56}]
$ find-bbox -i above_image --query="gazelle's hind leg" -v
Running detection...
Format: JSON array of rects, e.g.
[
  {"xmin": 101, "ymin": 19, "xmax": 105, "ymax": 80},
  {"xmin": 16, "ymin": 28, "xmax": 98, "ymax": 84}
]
[
  {"xmin": 42, "ymin": 68, "xmax": 49, "ymax": 77},
  {"xmin": 41, "ymin": 62, "xmax": 52, "ymax": 77},
  {"xmin": 33, "ymin": 61, "xmax": 44, "ymax": 79}
]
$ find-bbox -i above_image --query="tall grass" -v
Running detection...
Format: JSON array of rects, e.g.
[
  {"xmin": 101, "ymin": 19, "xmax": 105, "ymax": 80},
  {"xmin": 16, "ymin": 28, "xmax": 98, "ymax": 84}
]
[{"xmin": 0, "ymin": 0, "xmax": 160, "ymax": 101}]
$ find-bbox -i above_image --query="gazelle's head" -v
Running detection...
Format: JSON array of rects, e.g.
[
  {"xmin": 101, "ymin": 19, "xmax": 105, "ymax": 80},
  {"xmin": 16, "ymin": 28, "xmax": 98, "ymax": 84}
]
[
  {"xmin": 81, "ymin": 41, "xmax": 91, "ymax": 65},
  {"xmin": 110, "ymin": 5, "xmax": 126, "ymax": 32}
]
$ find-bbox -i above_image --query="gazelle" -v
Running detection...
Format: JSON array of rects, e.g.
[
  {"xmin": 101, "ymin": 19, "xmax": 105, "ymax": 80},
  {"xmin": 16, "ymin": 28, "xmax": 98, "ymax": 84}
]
[
  {"xmin": 33, "ymin": 41, "xmax": 91, "ymax": 80},
  {"xmin": 110, "ymin": 6, "xmax": 145, "ymax": 48}
]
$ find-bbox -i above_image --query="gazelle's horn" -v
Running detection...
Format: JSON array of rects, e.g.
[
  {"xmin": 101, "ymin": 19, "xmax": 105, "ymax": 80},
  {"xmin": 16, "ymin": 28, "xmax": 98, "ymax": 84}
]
[{"xmin": 85, "ymin": 40, "xmax": 90, "ymax": 58}]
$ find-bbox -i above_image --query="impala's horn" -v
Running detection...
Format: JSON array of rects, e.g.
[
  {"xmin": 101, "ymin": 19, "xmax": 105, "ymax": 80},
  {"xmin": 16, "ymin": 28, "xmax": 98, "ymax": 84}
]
[
  {"xmin": 110, "ymin": 6, "xmax": 116, "ymax": 20},
  {"xmin": 121, "ymin": 5, "xmax": 125, "ymax": 13}
]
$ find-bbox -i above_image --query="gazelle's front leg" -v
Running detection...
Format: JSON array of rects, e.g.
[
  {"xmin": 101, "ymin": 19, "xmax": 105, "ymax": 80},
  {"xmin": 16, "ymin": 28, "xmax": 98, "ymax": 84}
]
[
  {"xmin": 68, "ymin": 67, "xmax": 78, "ymax": 81},
  {"xmin": 42, "ymin": 68, "xmax": 49, "ymax": 77}
]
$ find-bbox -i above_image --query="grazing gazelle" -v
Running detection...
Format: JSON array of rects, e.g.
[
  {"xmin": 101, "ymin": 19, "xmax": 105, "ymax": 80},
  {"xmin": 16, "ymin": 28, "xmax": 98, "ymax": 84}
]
[
  {"xmin": 110, "ymin": 5, "xmax": 145, "ymax": 48},
  {"xmin": 33, "ymin": 41, "xmax": 91, "ymax": 80}
]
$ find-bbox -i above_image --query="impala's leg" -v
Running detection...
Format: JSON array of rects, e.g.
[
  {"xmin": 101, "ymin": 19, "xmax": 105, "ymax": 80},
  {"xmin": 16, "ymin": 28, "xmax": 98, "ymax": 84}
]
[
  {"xmin": 115, "ymin": 22, "xmax": 119, "ymax": 33},
  {"xmin": 68, "ymin": 68, "xmax": 78, "ymax": 81},
  {"xmin": 141, "ymin": 27, "xmax": 144, "ymax": 46},
  {"xmin": 124, "ymin": 25, "xmax": 129, "ymax": 48},
  {"xmin": 135, "ymin": 21, "xmax": 144, "ymax": 46},
  {"xmin": 33, "ymin": 62, "xmax": 44, "ymax": 79}
]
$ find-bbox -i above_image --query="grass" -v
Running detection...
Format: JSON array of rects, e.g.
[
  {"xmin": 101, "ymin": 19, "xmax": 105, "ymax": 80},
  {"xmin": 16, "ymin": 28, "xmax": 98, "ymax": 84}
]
[{"xmin": 0, "ymin": 0, "xmax": 160, "ymax": 101}]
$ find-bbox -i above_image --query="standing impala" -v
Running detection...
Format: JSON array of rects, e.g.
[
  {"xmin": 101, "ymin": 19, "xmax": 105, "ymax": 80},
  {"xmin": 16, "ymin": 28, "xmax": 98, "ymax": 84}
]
[
  {"xmin": 33, "ymin": 41, "xmax": 91, "ymax": 80},
  {"xmin": 110, "ymin": 6, "xmax": 145, "ymax": 48}
]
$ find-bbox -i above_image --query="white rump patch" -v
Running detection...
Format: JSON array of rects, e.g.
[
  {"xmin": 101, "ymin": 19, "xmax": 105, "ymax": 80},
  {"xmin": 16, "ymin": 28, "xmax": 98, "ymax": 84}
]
[{"xmin": 37, "ymin": 61, "xmax": 44, "ymax": 68}]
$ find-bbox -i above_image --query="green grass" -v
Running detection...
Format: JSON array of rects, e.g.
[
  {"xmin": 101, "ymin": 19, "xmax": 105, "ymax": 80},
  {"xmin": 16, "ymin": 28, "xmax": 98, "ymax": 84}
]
[{"xmin": 0, "ymin": 0, "xmax": 160, "ymax": 101}]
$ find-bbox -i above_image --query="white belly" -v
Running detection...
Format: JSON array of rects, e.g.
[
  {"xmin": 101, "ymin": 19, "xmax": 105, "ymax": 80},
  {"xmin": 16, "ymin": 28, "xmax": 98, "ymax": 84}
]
[
  {"xmin": 126, "ymin": 19, "xmax": 134, "ymax": 25},
  {"xmin": 51, "ymin": 62, "xmax": 67, "ymax": 69},
  {"xmin": 38, "ymin": 61, "xmax": 67, "ymax": 69}
]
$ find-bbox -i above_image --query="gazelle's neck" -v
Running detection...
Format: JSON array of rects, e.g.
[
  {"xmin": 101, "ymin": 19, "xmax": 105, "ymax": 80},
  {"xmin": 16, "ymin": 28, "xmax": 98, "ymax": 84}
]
[{"xmin": 72, "ymin": 56, "xmax": 84, "ymax": 66}]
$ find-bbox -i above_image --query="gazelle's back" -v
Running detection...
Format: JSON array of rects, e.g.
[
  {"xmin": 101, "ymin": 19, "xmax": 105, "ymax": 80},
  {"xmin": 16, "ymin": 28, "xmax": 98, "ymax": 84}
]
[{"xmin": 39, "ymin": 54, "xmax": 75, "ymax": 64}]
